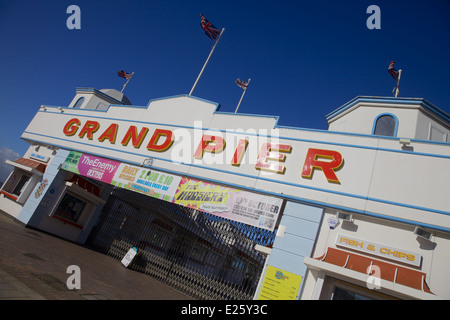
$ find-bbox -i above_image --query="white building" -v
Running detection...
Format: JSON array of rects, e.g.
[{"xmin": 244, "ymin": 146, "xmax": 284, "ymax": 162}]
[{"xmin": 0, "ymin": 88, "xmax": 448, "ymax": 300}]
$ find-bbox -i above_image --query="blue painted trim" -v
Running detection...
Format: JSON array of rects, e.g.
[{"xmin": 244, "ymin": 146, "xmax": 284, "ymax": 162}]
[
  {"xmin": 73, "ymin": 90, "xmax": 222, "ymax": 113},
  {"xmin": 213, "ymin": 110, "xmax": 280, "ymax": 125},
  {"xmin": 421, "ymin": 99, "xmax": 450, "ymax": 123},
  {"xmin": 20, "ymin": 135, "xmax": 450, "ymax": 233},
  {"xmin": 21, "ymin": 132, "xmax": 450, "ymax": 218},
  {"xmin": 150, "ymin": 94, "xmax": 222, "ymax": 112},
  {"xmin": 76, "ymin": 88, "xmax": 124, "ymax": 105},
  {"xmin": 40, "ymin": 95, "xmax": 450, "ymax": 147},
  {"xmin": 326, "ymin": 96, "xmax": 450, "ymax": 123},
  {"xmin": 279, "ymin": 193, "xmax": 450, "ymax": 234},
  {"xmin": 371, "ymin": 113, "xmax": 399, "ymax": 137},
  {"xmin": 34, "ymin": 109, "xmax": 450, "ymax": 158},
  {"xmin": 274, "ymin": 124, "xmax": 450, "ymax": 146}
]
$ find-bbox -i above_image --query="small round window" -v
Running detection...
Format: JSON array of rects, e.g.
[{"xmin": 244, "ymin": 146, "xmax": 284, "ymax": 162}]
[
  {"xmin": 373, "ymin": 114, "xmax": 397, "ymax": 137},
  {"xmin": 73, "ymin": 97, "xmax": 84, "ymax": 109}
]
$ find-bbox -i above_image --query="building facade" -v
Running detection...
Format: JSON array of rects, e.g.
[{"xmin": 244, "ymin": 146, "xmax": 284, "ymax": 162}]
[{"xmin": 0, "ymin": 88, "xmax": 449, "ymax": 300}]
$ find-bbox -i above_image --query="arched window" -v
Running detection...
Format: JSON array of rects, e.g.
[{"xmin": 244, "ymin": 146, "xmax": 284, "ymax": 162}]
[
  {"xmin": 372, "ymin": 114, "xmax": 398, "ymax": 137},
  {"xmin": 72, "ymin": 97, "xmax": 84, "ymax": 109}
]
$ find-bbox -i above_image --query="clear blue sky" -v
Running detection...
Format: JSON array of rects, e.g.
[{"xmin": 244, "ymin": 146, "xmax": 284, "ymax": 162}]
[{"xmin": 0, "ymin": 0, "xmax": 449, "ymax": 181}]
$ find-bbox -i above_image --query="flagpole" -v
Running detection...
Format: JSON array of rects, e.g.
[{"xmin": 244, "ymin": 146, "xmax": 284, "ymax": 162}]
[
  {"xmin": 393, "ymin": 69, "xmax": 402, "ymax": 98},
  {"xmin": 189, "ymin": 28, "xmax": 225, "ymax": 96},
  {"xmin": 235, "ymin": 78, "xmax": 251, "ymax": 113},
  {"xmin": 121, "ymin": 72, "xmax": 134, "ymax": 93}
]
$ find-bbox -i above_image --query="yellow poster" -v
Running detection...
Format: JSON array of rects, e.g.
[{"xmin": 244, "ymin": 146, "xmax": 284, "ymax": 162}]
[
  {"xmin": 257, "ymin": 266, "xmax": 302, "ymax": 300},
  {"xmin": 173, "ymin": 178, "xmax": 283, "ymax": 231}
]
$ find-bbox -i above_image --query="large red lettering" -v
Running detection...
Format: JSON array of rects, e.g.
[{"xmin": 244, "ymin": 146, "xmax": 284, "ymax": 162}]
[
  {"xmin": 146, "ymin": 129, "xmax": 174, "ymax": 152},
  {"xmin": 301, "ymin": 148, "xmax": 343, "ymax": 183},
  {"xmin": 231, "ymin": 139, "xmax": 248, "ymax": 166},
  {"xmin": 98, "ymin": 123, "xmax": 118, "ymax": 144},
  {"xmin": 194, "ymin": 135, "xmax": 226, "ymax": 159},
  {"xmin": 255, "ymin": 143, "xmax": 291, "ymax": 174},
  {"xmin": 63, "ymin": 118, "xmax": 81, "ymax": 136},
  {"xmin": 121, "ymin": 126, "xmax": 149, "ymax": 148},
  {"xmin": 78, "ymin": 120, "xmax": 100, "ymax": 140}
]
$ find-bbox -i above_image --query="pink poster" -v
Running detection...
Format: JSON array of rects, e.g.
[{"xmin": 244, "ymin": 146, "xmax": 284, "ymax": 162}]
[{"xmin": 62, "ymin": 151, "xmax": 120, "ymax": 184}]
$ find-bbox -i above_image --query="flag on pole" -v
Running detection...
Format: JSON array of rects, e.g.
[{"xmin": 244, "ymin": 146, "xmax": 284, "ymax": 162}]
[
  {"xmin": 118, "ymin": 70, "xmax": 133, "ymax": 80},
  {"xmin": 189, "ymin": 15, "xmax": 225, "ymax": 96},
  {"xmin": 118, "ymin": 70, "xmax": 134, "ymax": 93},
  {"xmin": 234, "ymin": 78, "xmax": 251, "ymax": 113},
  {"xmin": 200, "ymin": 14, "xmax": 221, "ymax": 41},
  {"xmin": 388, "ymin": 61, "xmax": 402, "ymax": 98},
  {"xmin": 235, "ymin": 78, "xmax": 249, "ymax": 90},
  {"xmin": 388, "ymin": 61, "xmax": 399, "ymax": 81}
]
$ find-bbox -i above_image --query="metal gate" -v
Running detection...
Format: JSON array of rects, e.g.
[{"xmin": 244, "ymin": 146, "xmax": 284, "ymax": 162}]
[{"xmin": 87, "ymin": 187, "xmax": 277, "ymax": 300}]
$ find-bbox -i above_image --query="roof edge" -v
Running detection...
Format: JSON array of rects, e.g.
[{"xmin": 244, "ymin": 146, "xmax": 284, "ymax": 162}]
[{"xmin": 326, "ymin": 96, "xmax": 449, "ymax": 124}]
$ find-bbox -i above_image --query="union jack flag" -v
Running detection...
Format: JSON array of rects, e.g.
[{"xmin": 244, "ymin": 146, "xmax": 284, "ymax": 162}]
[
  {"xmin": 200, "ymin": 14, "xmax": 220, "ymax": 41},
  {"xmin": 388, "ymin": 61, "xmax": 399, "ymax": 81},
  {"xmin": 235, "ymin": 78, "xmax": 249, "ymax": 90},
  {"xmin": 118, "ymin": 70, "xmax": 132, "ymax": 80}
]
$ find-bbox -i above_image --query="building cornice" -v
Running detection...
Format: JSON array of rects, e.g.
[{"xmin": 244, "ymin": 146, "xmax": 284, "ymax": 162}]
[{"xmin": 326, "ymin": 96, "xmax": 450, "ymax": 126}]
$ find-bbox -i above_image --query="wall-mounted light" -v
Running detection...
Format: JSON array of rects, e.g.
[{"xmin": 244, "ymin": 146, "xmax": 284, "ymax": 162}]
[
  {"xmin": 414, "ymin": 226, "xmax": 432, "ymax": 241},
  {"xmin": 141, "ymin": 158, "xmax": 154, "ymax": 167},
  {"xmin": 337, "ymin": 212, "xmax": 353, "ymax": 223},
  {"xmin": 141, "ymin": 158, "xmax": 154, "ymax": 176},
  {"xmin": 399, "ymin": 138, "xmax": 411, "ymax": 146},
  {"xmin": 58, "ymin": 107, "xmax": 64, "ymax": 113},
  {"xmin": 40, "ymin": 105, "xmax": 47, "ymax": 111}
]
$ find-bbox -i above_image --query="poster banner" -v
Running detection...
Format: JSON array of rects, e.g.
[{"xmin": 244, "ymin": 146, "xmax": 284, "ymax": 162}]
[
  {"xmin": 111, "ymin": 163, "xmax": 182, "ymax": 202},
  {"xmin": 61, "ymin": 151, "xmax": 120, "ymax": 184},
  {"xmin": 61, "ymin": 151, "xmax": 181, "ymax": 202},
  {"xmin": 61, "ymin": 152, "xmax": 281, "ymax": 229},
  {"xmin": 173, "ymin": 178, "xmax": 282, "ymax": 231}
]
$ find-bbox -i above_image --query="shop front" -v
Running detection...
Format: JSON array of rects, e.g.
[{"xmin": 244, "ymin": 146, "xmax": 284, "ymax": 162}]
[
  {"xmin": 303, "ymin": 211, "xmax": 438, "ymax": 300},
  {"xmin": 0, "ymin": 151, "xmax": 49, "ymax": 218}
]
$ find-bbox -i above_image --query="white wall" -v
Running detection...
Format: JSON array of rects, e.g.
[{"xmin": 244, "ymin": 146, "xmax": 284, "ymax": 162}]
[
  {"xmin": 20, "ymin": 95, "xmax": 450, "ymax": 233},
  {"xmin": 416, "ymin": 110, "xmax": 449, "ymax": 142},
  {"xmin": 328, "ymin": 104, "xmax": 418, "ymax": 138},
  {"xmin": 327, "ymin": 100, "xmax": 450, "ymax": 142}
]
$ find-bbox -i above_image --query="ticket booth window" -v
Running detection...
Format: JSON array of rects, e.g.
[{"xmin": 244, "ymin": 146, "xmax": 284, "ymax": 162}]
[
  {"xmin": 11, "ymin": 174, "xmax": 30, "ymax": 196},
  {"xmin": 1, "ymin": 171, "xmax": 31, "ymax": 198},
  {"xmin": 54, "ymin": 193, "xmax": 87, "ymax": 223}
]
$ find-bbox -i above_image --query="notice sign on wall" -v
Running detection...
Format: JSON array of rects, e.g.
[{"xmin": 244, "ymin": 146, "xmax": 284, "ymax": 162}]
[
  {"xmin": 173, "ymin": 178, "xmax": 283, "ymax": 231},
  {"xmin": 336, "ymin": 234, "xmax": 422, "ymax": 267},
  {"xmin": 257, "ymin": 266, "xmax": 303, "ymax": 300}
]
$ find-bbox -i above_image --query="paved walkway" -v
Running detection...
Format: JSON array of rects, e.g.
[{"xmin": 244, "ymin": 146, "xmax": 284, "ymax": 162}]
[{"xmin": 0, "ymin": 212, "xmax": 193, "ymax": 300}]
